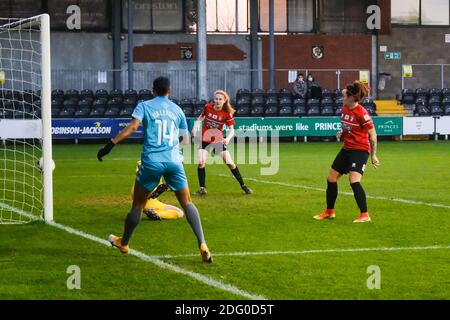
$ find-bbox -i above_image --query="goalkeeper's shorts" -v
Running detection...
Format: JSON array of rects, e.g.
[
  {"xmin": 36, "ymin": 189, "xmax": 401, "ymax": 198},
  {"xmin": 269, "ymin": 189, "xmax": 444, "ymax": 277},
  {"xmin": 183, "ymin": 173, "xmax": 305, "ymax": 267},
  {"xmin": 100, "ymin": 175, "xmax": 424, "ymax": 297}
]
[{"xmin": 135, "ymin": 161, "xmax": 188, "ymax": 193}]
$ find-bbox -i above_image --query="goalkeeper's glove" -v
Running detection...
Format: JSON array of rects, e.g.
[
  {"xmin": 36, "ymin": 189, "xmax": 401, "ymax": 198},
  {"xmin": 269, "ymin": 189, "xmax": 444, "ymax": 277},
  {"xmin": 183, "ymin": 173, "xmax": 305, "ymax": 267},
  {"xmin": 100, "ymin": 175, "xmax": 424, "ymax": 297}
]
[{"xmin": 97, "ymin": 140, "xmax": 116, "ymax": 161}]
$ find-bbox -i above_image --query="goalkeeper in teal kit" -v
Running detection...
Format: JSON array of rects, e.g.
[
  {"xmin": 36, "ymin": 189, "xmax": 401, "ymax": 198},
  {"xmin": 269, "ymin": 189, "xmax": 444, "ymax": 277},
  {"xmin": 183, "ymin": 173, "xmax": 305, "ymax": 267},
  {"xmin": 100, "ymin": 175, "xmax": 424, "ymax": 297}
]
[{"xmin": 97, "ymin": 77, "xmax": 212, "ymax": 263}]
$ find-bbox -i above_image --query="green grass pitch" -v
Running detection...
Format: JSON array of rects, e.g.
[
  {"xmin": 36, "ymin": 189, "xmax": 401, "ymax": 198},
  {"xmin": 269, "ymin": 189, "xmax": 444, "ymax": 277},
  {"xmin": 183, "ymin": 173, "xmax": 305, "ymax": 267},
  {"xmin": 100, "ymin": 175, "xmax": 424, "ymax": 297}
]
[{"xmin": 0, "ymin": 141, "xmax": 449, "ymax": 299}]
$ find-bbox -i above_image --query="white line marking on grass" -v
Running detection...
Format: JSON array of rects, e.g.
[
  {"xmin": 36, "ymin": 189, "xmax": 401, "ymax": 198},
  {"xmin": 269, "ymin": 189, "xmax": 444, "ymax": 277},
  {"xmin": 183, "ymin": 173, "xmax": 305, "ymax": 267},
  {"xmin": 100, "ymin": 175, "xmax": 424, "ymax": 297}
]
[
  {"xmin": 154, "ymin": 245, "xmax": 450, "ymax": 259},
  {"xmin": 0, "ymin": 202, "xmax": 266, "ymax": 300},
  {"xmin": 218, "ymin": 174, "xmax": 450, "ymax": 210}
]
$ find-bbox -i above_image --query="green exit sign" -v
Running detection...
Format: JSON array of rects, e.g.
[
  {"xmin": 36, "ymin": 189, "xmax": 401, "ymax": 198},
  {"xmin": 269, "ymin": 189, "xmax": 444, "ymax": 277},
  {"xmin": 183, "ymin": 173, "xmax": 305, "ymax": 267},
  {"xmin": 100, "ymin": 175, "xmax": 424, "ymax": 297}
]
[{"xmin": 384, "ymin": 52, "xmax": 401, "ymax": 60}]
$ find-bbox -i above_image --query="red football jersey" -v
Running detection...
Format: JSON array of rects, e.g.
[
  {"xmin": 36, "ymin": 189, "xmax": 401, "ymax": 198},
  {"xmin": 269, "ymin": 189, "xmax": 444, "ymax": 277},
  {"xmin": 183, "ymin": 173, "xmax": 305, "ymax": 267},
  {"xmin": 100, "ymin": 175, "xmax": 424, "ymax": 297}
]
[
  {"xmin": 340, "ymin": 104, "xmax": 374, "ymax": 152},
  {"xmin": 200, "ymin": 103, "xmax": 235, "ymax": 143}
]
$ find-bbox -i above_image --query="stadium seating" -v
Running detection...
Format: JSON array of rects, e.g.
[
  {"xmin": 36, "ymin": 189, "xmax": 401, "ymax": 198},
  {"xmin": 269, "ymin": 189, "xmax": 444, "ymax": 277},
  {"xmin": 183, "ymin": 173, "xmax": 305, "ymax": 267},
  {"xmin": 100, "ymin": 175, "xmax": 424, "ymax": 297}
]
[
  {"xmin": 264, "ymin": 96, "xmax": 279, "ymax": 116},
  {"xmin": 251, "ymin": 88, "xmax": 264, "ymax": 99},
  {"xmin": 235, "ymin": 97, "xmax": 251, "ymax": 117},
  {"xmin": 80, "ymin": 89, "xmax": 94, "ymax": 101},
  {"xmin": 306, "ymin": 99, "xmax": 321, "ymax": 116},
  {"xmin": 179, "ymin": 98, "xmax": 193, "ymax": 117},
  {"xmin": 95, "ymin": 89, "xmax": 109, "ymax": 100},
  {"xmin": 362, "ymin": 98, "xmax": 377, "ymax": 116}
]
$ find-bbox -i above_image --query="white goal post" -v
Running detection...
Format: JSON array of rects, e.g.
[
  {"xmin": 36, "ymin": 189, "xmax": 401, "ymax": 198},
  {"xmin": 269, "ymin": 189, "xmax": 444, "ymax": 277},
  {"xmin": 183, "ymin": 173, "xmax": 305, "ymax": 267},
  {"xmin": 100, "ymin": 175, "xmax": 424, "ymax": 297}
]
[{"xmin": 0, "ymin": 14, "xmax": 53, "ymax": 223}]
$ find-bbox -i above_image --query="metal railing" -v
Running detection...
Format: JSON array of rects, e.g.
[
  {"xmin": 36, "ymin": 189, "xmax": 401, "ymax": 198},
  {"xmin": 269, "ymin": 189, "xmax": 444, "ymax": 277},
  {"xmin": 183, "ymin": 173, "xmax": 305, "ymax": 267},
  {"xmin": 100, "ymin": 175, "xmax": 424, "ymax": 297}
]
[
  {"xmin": 48, "ymin": 68, "xmax": 371, "ymax": 100},
  {"xmin": 401, "ymin": 64, "xmax": 450, "ymax": 90}
]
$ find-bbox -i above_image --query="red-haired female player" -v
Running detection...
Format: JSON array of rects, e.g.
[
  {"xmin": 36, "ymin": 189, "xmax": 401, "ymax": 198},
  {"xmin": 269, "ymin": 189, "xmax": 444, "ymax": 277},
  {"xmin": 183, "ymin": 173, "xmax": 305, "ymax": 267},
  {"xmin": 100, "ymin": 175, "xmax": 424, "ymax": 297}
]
[
  {"xmin": 192, "ymin": 90, "xmax": 252, "ymax": 195},
  {"xmin": 314, "ymin": 81, "xmax": 380, "ymax": 223}
]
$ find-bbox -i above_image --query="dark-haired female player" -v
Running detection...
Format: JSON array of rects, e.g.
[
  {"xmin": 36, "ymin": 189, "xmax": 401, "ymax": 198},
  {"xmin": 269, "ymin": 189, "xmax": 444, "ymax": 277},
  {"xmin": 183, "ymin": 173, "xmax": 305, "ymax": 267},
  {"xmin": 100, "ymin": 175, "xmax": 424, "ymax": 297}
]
[
  {"xmin": 192, "ymin": 90, "xmax": 252, "ymax": 195},
  {"xmin": 314, "ymin": 81, "xmax": 380, "ymax": 223}
]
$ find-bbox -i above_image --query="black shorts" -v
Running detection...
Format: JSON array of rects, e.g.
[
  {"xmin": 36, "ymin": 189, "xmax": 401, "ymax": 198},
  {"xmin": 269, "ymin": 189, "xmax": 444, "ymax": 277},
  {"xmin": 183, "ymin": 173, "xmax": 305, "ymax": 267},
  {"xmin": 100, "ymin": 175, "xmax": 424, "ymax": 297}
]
[
  {"xmin": 200, "ymin": 141, "xmax": 227, "ymax": 153},
  {"xmin": 331, "ymin": 148, "xmax": 369, "ymax": 175}
]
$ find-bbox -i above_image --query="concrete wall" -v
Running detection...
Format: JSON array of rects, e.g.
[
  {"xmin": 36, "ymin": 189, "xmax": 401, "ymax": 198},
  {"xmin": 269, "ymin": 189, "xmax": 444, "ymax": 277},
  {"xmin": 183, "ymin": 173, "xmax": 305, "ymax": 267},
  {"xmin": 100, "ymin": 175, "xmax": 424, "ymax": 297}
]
[{"xmin": 378, "ymin": 27, "xmax": 450, "ymax": 99}]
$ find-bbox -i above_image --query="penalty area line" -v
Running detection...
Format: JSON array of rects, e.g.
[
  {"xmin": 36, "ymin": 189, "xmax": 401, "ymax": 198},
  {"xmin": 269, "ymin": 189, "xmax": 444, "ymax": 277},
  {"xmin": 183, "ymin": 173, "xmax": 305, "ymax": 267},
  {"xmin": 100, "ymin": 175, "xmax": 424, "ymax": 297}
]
[
  {"xmin": 154, "ymin": 245, "xmax": 450, "ymax": 259},
  {"xmin": 0, "ymin": 202, "xmax": 267, "ymax": 300},
  {"xmin": 218, "ymin": 174, "xmax": 450, "ymax": 210}
]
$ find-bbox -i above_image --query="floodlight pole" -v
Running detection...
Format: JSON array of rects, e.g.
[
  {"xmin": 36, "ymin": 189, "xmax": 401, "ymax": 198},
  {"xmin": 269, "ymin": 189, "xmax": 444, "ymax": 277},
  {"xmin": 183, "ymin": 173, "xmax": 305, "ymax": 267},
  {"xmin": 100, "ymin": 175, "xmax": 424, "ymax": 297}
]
[
  {"xmin": 127, "ymin": 0, "xmax": 134, "ymax": 90},
  {"xmin": 197, "ymin": 0, "xmax": 208, "ymax": 100},
  {"xmin": 250, "ymin": 0, "xmax": 260, "ymax": 90},
  {"xmin": 269, "ymin": 0, "xmax": 275, "ymax": 90}
]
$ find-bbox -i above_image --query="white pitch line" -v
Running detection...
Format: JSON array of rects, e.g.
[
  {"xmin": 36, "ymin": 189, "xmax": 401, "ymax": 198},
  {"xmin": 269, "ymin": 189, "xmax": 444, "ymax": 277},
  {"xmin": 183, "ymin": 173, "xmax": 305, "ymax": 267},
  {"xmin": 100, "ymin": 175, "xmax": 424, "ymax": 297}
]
[
  {"xmin": 0, "ymin": 202, "xmax": 266, "ymax": 300},
  {"xmin": 218, "ymin": 174, "xmax": 450, "ymax": 210},
  {"xmin": 154, "ymin": 245, "xmax": 450, "ymax": 259}
]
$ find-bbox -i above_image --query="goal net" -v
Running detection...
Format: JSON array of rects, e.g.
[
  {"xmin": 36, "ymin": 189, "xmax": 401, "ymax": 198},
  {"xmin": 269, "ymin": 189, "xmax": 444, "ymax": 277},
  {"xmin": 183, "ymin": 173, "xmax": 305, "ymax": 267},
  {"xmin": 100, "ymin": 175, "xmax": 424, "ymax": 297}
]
[{"xmin": 0, "ymin": 14, "xmax": 53, "ymax": 224}]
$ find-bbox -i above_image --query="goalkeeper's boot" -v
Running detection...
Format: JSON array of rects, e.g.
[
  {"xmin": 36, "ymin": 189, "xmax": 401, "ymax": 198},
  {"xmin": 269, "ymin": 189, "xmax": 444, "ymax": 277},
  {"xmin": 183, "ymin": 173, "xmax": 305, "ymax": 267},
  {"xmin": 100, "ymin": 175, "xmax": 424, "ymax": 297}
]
[
  {"xmin": 241, "ymin": 184, "xmax": 253, "ymax": 195},
  {"xmin": 144, "ymin": 208, "xmax": 162, "ymax": 221},
  {"xmin": 108, "ymin": 234, "xmax": 129, "ymax": 254},
  {"xmin": 195, "ymin": 187, "xmax": 207, "ymax": 196},
  {"xmin": 199, "ymin": 243, "xmax": 212, "ymax": 263},
  {"xmin": 313, "ymin": 209, "xmax": 335, "ymax": 220},
  {"xmin": 353, "ymin": 212, "xmax": 371, "ymax": 223}
]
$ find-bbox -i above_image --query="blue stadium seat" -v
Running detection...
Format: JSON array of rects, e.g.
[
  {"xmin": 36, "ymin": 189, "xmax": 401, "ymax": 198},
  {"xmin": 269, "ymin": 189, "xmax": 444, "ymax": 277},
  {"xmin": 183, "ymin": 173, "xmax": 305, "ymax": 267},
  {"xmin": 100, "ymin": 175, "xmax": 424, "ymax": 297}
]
[
  {"xmin": 442, "ymin": 88, "xmax": 450, "ymax": 99},
  {"xmin": 429, "ymin": 88, "xmax": 442, "ymax": 100},
  {"xmin": 250, "ymin": 104, "xmax": 264, "ymax": 117},
  {"xmin": 51, "ymin": 89, "xmax": 64, "ymax": 103},
  {"xmin": 444, "ymin": 103, "xmax": 450, "ymax": 115},
  {"xmin": 414, "ymin": 99, "xmax": 430, "ymax": 116},
  {"xmin": 236, "ymin": 89, "xmax": 251, "ymax": 101},
  {"xmin": 119, "ymin": 107, "xmax": 133, "ymax": 118},
  {"xmin": 89, "ymin": 98, "xmax": 107, "ymax": 117},
  {"xmin": 321, "ymin": 103, "xmax": 335, "ymax": 116},
  {"xmin": 279, "ymin": 105, "xmax": 293, "ymax": 116},
  {"xmin": 95, "ymin": 89, "xmax": 109, "ymax": 100},
  {"xmin": 235, "ymin": 97, "xmax": 251, "ymax": 117},
  {"xmin": 334, "ymin": 89, "xmax": 343, "ymax": 100},
  {"xmin": 415, "ymin": 88, "xmax": 428, "ymax": 102},
  {"xmin": 138, "ymin": 89, "xmax": 153, "ymax": 101},
  {"xmin": 192, "ymin": 99, "xmax": 205, "ymax": 117},
  {"xmin": 75, "ymin": 98, "xmax": 93, "ymax": 118},
  {"xmin": 80, "ymin": 89, "xmax": 94, "ymax": 101},
  {"xmin": 292, "ymin": 105, "xmax": 306, "ymax": 117},
  {"xmin": 401, "ymin": 88, "xmax": 415, "ymax": 105},
  {"xmin": 179, "ymin": 99, "xmax": 193, "ymax": 117},
  {"xmin": 104, "ymin": 98, "xmax": 122, "ymax": 118},
  {"xmin": 251, "ymin": 88, "xmax": 264, "ymax": 99},
  {"xmin": 63, "ymin": 99, "xmax": 78, "ymax": 114},
  {"xmin": 362, "ymin": 98, "xmax": 377, "ymax": 116},
  {"xmin": 279, "ymin": 88, "xmax": 292, "ymax": 99},
  {"xmin": 306, "ymin": 98, "xmax": 321, "ymax": 116},
  {"xmin": 59, "ymin": 108, "xmax": 75, "ymax": 118},
  {"xmin": 124, "ymin": 89, "xmax": 138, "ymax": 103},
  {"xmin": 264, "ymin": 96, "xmax": 279, "ymax": 116},
  {"xmin": 109, "ymin": 89, "xmax": 123, "ymax": 102},
  {"xmin": 429, "ymin": 97, "xmax": 443, "ymax": 116},
  {"xmin": 266, "ymin": 88, "xmax": 278, "ymax": 99},
  {"xmin": 321, "ymin": 88, "xmax": 334, "ymax": 100},
  {"xmin": 279, "ymin": 97, "xmax": 292, "ymax": 108},
  {"xmin": 250, "ymin": 96, "xmax": 262, "ymax": 107},
  {"xmin": 65, "ymin": 89, "xmax": 79, "ymax": 102}
]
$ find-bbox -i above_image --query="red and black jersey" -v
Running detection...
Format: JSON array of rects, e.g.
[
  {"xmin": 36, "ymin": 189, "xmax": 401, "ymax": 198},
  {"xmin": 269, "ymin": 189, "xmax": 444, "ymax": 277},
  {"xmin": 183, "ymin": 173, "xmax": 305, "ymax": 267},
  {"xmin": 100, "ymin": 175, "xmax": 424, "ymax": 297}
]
[
  {"xmin": 200, "ymin": 103, "xmax": 235, "ymax": 143},
  {"xmin": 340, "ymin": 104, "xmax": 374, "ymax": 153}
]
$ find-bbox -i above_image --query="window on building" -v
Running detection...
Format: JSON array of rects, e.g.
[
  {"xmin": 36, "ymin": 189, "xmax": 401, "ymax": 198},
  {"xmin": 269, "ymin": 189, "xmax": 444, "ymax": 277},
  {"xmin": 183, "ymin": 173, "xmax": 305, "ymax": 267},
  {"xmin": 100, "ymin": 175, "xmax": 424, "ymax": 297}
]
[
  {"xmin": 421, "ymin": 0, "xmax": 449, "ymax": 25},
  {"xmin": 287, "ymin": 0, "xmax": 314, "ymax": 32},
  {"xmin": 205, "ymin": 0, "xmax": 248, "ymax": 33},
  {"xmin": 392, "ymin": 0, "xmax": 450, "ymax": 26},
  {"xmin": 259, "ymin": 0, "xmax": 287, "ymax": 32},
  {"xmin": 122, "ymin": 0, "xmax": 183, "ymax": 32},
  {"xmin": 319, "ymin": 0, "xmax": 375, "ymax": 34}
]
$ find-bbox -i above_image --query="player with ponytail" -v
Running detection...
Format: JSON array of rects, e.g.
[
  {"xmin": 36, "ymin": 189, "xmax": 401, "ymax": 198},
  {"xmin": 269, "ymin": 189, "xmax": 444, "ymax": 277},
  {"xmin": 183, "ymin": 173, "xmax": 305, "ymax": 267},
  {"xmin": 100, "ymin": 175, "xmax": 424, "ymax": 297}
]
[{"xmin": 314, "ymin": 81, "xmax": 380, "ymax": 223}]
